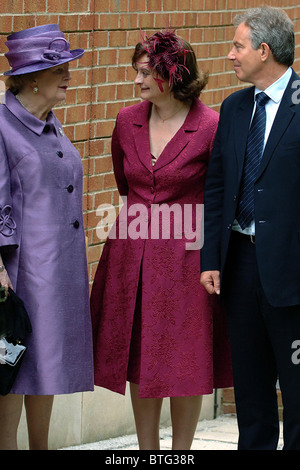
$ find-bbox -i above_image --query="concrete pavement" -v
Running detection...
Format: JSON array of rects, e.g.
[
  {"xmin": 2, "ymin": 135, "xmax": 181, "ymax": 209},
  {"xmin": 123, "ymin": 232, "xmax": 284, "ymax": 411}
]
[{"xmin": 60, "ymin": 414, "xmax": 283, "ymax": 451}]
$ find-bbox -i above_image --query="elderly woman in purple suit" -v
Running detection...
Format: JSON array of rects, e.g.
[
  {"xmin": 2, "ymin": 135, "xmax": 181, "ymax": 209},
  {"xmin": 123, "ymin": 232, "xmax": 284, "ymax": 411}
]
[
  {"xmin": 90, "ymin": 30, "xmax": 232, "ymax": 450},
  {"xmin": 0, "ymin": 25, "xmax": 93, "ymax": 450}
]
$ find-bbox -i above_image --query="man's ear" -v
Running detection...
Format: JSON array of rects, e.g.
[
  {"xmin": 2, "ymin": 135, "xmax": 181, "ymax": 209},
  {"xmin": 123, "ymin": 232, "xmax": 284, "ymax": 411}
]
[{"xmin": 260, "ymin": 42, "xmax": 272, "ymax": 62}]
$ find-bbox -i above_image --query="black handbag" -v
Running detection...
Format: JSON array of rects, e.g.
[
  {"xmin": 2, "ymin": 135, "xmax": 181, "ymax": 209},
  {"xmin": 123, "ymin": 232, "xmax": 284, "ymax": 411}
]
[{"xmin": 0, "ymin": 287, "xmax": 32, "ymax": 395}]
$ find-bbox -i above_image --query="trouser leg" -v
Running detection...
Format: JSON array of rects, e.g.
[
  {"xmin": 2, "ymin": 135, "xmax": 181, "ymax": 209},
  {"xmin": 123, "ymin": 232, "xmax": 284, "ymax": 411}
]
[
  {"xmin": 223, "ymin": 232, "xmax": 279, "ymax": 450},
  {"xmin": 261, "ymin": 294, "xmax": 300, "ymax": 450}
]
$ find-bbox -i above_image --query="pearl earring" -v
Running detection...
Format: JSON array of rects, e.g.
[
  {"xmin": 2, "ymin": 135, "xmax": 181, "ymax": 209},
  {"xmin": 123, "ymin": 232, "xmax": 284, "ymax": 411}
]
[{"xmin": 33, "ymin": 86, "xmax": 39, "ymax": 94}]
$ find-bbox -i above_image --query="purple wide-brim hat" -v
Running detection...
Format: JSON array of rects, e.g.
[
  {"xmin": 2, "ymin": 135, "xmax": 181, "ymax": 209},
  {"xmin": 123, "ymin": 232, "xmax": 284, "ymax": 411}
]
[{"xmin": 4, "ymin": 24, "xmax": 85, "ymax": 76}]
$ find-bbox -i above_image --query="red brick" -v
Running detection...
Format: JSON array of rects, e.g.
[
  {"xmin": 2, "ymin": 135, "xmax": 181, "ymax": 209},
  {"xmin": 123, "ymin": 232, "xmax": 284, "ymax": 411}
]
[
  {"xmin": 129, "ymin": 0, "xmax": 146, "ymax": 12},
  {"xmin": 91, "ymin": 103, "xmax": 105, "ymax": 120},
  {"xmin": 139, "ymin": 13, "xmax": 156, "ymax": 29},
  {"xmin": 109, "ymin": 30, "xmax": 127, "ymax": 47},
  {"xmin": 13, "ymin": 15, "xmax": 35, "ymax": 31},
  {"xmin": 119, "ymin": 13, "xmax": 138, "ymax": 30},
  {"xmin": 78, "ymin": 15, "xmax": 94, "ymax": 31},
  {"xmin": 0, "ymin": 16, "xmax": 13, "ymax": 34},
  {"xmin": 94, "ymin": 0, "xmax": 110, "ymax": 12},
  {"xmin": 36, "ymin": 15, "xmax": 59, "ymax": 26},
  {"xmin": 93, "ymin": 31, "xmax": 109, "ymax": 48},
  {"xmin": 89, "ymin": 140, "xmax": 105, "ymax": 157},
  {"xmin": 74, "ymin": 123, "xmax": 90, "ymax": 141},
  {"xmin": 66, "ymin": 105, "xmax": 86, "ymax": 123},
  {"xmin": 88, "ymin": 175, "xmax": 104, "ymax": 193},
  {"xmin": 94, "ymin": 156, "xmax": 113, "ymax": 174},
  {"xmin": 99, "ymin": 49, "xmax": 118, "ymax": 66},
  {"xmin": 107, "ymin": 66, "xmax": 126, "ymax": 83},
  {"xmin": 112, "ymin": 0, "xmax": 127, "ymax": 11},
  {"xmin": 1, "ymin": 0, "xmax": 23, "ymax": 14},
  {"xmin": 100, "ymin": 13, "xmax": 119, "ymax": 30},
  {"xmin": 147, "ymin": 0, "xmax": 163, "ymax": 11},
  {"xmin": 24, "ymin": 0, "xmax": 47, "ymax": 13},
  {"xmin": 68, "ymin": 0, "xmax": 90, "ymax": 12}
]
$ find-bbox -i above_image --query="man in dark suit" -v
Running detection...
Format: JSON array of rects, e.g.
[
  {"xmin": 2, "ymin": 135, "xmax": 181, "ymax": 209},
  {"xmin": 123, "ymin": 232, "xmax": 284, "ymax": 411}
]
[{"xmin": 200, "ymin": 6, "xmax": 300, "ymax": 450}]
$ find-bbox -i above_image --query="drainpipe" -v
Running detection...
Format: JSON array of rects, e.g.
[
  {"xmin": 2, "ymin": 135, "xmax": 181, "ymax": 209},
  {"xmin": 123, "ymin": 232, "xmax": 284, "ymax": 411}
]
[{"xmin": 214, "ymin": 389, "xmax": 218, "ymax": 419}]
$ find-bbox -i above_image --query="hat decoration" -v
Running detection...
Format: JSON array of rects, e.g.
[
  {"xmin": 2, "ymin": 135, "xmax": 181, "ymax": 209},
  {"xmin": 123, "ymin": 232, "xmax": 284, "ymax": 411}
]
[
  {"xmin": 140, "ymin": 29, "xmax": 191, "ymax": 92},
  {"xmin": 41, "ymin": 38, "xmax": 72, "ymax": 63},
  {"xmin": 4, "ymin": 24, "xmax": 84, "ymax": 76}
]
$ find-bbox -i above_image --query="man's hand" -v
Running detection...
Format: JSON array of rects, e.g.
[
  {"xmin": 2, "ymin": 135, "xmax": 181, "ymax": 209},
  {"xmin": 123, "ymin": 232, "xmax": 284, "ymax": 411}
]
[{"xmin": 200, "ymin": 270, "xmax": 221, "ymax": 295}]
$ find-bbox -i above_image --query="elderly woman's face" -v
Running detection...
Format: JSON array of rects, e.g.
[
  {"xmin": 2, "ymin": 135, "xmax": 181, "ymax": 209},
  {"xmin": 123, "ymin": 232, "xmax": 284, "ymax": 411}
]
[{"xmin": 34, "ymin": 63, "xmax": 71, "ymax": 106}]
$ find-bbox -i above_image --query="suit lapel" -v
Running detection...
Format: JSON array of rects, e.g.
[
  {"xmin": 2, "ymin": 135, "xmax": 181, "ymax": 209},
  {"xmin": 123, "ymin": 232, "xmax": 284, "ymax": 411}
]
[
  {"xmin": 234, "ymin": 72, "xmax": 297, "ymax": 182},
  {"xmin": 257, "ymin": 73, "xmax": 296, "ymax": 178},
  {"xmin": 132, "ymin": 100, "xmax": 153, "ymax": 174},
  {"xmin": 153, "ymin": 99, "xmax": 202, "ymax": 171},
  {"xmin": 234, "ymin": 87, "xmax": 255, "ymax": 181},
  {"xmin": 132, "ymin": 99, "xmax": 202, "ymax": 173}
]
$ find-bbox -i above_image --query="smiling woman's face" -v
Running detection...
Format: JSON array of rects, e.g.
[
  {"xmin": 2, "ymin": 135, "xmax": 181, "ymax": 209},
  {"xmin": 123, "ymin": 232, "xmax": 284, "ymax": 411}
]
[
  {"xmin": 134, "ymin": 53, "xmax": 171, "ymax": 102},
  {"xmin": 34, "ymin": 62, "xmax": 71, "ymax": 107}
]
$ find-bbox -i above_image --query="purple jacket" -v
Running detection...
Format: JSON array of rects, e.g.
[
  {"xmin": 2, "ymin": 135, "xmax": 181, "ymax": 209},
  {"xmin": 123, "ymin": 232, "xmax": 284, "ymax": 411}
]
[{"xmin": 0, "ymin": 90, "xmax": 93, "ymax": 395}]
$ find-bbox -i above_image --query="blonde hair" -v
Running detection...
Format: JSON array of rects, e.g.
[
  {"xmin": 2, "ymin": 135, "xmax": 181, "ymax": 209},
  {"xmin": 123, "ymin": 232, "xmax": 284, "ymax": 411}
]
[{"xmin": 5, "ymin": 72, "xmax": 37, "ymax": 94}]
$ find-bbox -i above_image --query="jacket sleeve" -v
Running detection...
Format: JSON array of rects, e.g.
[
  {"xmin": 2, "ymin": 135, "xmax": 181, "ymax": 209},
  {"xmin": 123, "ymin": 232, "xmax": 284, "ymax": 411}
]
[
  {"xmin": 201, "ymin": 102, "xmax": 225, "ymax": 272},
  {"xmin": 111, "ymin": 112, "xmax": 129, "ymax": 198},
  {"xmin": 0, "ymin": 132, "xmax": 18, "ymax": 252}
]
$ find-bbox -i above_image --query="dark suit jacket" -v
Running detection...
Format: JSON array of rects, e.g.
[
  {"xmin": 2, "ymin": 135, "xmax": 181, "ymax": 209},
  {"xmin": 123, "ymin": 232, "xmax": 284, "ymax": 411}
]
[{"xmin": 201, "ymin": 69, "xmax": 300, "ymax": 307}]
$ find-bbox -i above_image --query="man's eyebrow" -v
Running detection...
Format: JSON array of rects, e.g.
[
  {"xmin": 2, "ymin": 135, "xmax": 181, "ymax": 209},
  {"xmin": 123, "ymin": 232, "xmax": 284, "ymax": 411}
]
[{"xmin": 233, "ymin": 40, "xmax": 244, "ymax": 47}]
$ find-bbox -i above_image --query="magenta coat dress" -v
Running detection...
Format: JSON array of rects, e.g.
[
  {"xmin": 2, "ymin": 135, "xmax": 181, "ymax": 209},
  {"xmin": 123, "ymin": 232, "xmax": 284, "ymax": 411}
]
[
  {"xmin": 0, "ymin": 91, "xmax": 93, "ymax": 395},
  {"xmin": 90, "ymin": 99, "xmax": 232, "ymax": 398}
]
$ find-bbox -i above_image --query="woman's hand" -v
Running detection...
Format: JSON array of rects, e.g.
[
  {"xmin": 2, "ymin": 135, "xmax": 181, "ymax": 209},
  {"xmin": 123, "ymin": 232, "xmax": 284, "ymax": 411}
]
[{"xmin": 0, "ymin": 265, "xmax": 13, "ymax": 296}]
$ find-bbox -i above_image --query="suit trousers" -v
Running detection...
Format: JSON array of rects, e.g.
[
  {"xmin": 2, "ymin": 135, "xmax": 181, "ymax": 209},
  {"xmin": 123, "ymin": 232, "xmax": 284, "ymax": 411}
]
[{"xmin": 223, "ymin": 230, "xmax": 300, "ymax": 450}]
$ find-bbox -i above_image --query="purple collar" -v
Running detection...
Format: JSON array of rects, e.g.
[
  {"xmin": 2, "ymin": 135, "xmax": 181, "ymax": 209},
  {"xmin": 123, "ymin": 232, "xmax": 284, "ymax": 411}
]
[{"xmin": 3, "ymin": 90, "xmax": 57, "ymax": 136}]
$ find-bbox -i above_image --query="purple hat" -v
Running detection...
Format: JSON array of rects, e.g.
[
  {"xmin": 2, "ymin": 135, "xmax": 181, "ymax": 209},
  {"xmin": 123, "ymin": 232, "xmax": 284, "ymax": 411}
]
[{"xmin": 4, "ymin": 24, "xmax": 85, "ymax": 76}]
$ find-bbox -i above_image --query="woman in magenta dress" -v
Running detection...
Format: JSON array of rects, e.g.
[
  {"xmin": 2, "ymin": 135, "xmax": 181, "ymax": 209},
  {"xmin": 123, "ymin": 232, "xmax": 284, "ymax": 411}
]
[{"xmin": 90, "ymin": 30, "xmax": 232, "ymax": 450}]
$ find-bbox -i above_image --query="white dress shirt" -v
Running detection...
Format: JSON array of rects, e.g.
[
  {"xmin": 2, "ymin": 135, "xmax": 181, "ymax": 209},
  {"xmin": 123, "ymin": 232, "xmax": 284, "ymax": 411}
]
[{"xmin": 233, "ymin": 67, "xmax": 293, "ymax": 235}]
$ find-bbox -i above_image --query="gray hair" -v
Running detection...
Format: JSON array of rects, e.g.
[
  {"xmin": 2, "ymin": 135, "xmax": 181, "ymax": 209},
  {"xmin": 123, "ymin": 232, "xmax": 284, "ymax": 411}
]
[{"xmin": 234, "ymin": 6, "xmax": 295, "ymax": 67}]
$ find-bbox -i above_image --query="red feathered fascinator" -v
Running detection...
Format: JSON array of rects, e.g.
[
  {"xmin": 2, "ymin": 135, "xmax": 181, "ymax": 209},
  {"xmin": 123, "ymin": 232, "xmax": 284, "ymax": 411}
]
[{"xmin": 140, "ymin": 29, "xmax": 191, "ymax": 92}]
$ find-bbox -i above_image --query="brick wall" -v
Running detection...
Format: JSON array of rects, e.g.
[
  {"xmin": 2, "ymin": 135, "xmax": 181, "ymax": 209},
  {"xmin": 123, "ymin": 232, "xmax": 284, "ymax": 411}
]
[
  {"xmin": 1, "ymin": 1, "xmax": 299, "ymax": 286},
  {"xmin": 0, "ymin": 0, "xmax": 298, "ymax": 419}
]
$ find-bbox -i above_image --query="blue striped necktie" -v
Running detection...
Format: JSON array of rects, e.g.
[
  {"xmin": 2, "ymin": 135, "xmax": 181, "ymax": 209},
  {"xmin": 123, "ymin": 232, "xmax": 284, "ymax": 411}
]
[{"xmin": 236, "ymin": 92, "xmax": 270, "ymax": 230}]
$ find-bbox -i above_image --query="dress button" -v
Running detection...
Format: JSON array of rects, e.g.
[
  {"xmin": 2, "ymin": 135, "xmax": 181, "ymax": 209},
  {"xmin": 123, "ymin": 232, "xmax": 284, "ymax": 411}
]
[
  {"xmin": 73, "ymin": 220, "xmax": 80, "ymax": 229},
  {"xmin": 67, "ymin": 185, "xmax": 74, "ymax": 193},
  {"xmin": 57, "ymin": 150, "xmax": 63, "ymax": 158}
]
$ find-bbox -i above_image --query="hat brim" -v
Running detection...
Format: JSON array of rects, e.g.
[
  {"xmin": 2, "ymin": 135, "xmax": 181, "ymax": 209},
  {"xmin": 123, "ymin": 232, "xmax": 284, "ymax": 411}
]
[{"xmin": 3, "ymin": 49, "xmax": 84, "ymax": 76}]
